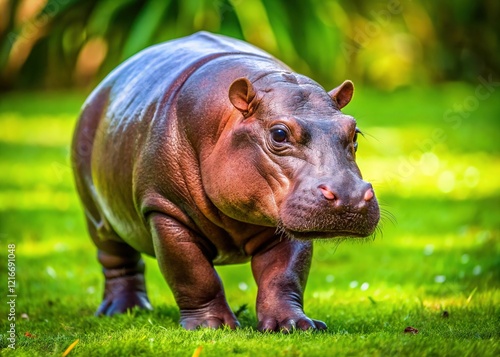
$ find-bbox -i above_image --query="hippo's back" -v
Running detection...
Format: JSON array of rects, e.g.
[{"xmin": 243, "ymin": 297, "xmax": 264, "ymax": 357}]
[{"xmin": 97, "ymin": 32, "xmax": 274, "ymax": 118}]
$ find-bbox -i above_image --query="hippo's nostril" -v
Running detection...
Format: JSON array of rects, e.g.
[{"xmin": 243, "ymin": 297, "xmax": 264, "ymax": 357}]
[
  {"xmin": 318, "ymin": 185, "xmax": 336, "ymax": 200},
  {"xmin": 363, "ymin": 188, "xmax": 374, "ymax": 202}
]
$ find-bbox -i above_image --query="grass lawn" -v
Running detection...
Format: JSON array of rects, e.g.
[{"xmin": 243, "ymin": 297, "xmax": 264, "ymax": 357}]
[{"xmin": 0, "ymin": 84, "xmax": 499, "ymax": 356}]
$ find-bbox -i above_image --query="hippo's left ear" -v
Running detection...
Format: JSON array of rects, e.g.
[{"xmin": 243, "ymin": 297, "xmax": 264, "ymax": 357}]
[
  {"xmin": 229, "ymin": 77, "xmax": 256, "ymax": 117},
  {"xmin": 328, "ymin": 80, "xmax": 354, "ymax": 109}
]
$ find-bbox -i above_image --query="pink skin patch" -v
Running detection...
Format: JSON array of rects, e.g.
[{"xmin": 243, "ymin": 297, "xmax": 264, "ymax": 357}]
[
  {"xmin": 319, "ymin": 186, "xmax": 335, "ymax": 200},
  {"xmin": 364, "ymin": 188, "xmax": 374, "ymax": 201}
]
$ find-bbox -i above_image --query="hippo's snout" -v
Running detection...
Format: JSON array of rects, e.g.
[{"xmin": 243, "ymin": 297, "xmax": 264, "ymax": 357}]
[{"xmin": 279, "ymin": 178, "xmax": 380, "ymax": 240}]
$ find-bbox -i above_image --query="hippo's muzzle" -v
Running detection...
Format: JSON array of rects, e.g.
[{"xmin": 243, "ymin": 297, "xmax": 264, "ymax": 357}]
[{"xmin": 279, "ymin": 177, "xmax": 380, "ymax": 239}]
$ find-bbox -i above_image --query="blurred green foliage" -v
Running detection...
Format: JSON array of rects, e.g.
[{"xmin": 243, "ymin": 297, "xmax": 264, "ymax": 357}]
[{"xmin": 0, "ymin": 0, "xmax": 498, "ymax": 91}]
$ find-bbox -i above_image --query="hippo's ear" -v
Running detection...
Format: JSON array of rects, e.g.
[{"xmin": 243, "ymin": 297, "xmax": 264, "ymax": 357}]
[
  {"xmin": 328, "ymin": 80, "xmax": 354, "ymax": 109},
  {"xmin": 229, "ymin": 77, "xmax": 256, "ymax": 116}
]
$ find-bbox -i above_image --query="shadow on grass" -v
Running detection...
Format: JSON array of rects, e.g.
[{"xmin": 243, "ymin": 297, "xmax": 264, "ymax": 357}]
[
  {"xmin": 0, "ymin": 209, "xmax": 85, "ymax": 239},
  {"xmin": 0, "ymin": 142, "xmax": 69, "ymax": 163}
]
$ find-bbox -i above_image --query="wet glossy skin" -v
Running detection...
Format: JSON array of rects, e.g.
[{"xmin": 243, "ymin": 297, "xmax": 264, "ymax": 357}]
[{"xmin": 71, "ymin": 31, "xmax": 379, "ymax": 331}]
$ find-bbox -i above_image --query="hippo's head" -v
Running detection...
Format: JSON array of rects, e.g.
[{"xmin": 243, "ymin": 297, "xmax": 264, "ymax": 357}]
[{"xmin": 203, "ymin": 72, "xmax": 380, "ymax": 239}]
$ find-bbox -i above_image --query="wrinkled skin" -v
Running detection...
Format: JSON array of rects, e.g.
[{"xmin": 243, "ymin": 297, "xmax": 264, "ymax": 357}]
[{"xmin": 71, "ymin": 32, "xmax": 380, "ymax": 332}]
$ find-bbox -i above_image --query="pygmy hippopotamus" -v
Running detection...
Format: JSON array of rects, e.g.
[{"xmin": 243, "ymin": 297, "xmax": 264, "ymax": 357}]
[{"xmin": 71, "ymin": 31, "xmax": 380, "ymax": 332}]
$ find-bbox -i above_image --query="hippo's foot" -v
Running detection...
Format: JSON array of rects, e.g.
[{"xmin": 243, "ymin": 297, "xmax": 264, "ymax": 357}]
[
  {"xmin": 96, "ymin": 272, "xmax": 153, "ymax": 316},
  {"xmin": 179, "ymin": 295, "xmax": 240, "ymax": 330},
  {"xmin": 257, "ymin": 305, "xmax": 327, "ymax": 332}
]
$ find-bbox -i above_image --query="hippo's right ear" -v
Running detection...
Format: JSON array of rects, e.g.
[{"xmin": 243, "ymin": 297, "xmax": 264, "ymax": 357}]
[
  {"xmin": 328, "ymin": 80, "xmax": 354, "ymax": 109},
  {"xmin": 229, "ymin": 77, "xmax": 256, "ymax": 117}
]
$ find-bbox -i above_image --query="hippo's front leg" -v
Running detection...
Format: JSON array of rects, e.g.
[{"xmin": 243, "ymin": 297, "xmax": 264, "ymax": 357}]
[
  {"xmin": 252, "ymin": 239, "xmax": 327, "ymax": 332},
  {"xmin": 148, "ymin": 213, "xmax": 239, "ymax": 330}
]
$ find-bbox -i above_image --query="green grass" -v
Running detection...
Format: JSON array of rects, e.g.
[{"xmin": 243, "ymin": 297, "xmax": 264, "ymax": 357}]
[{"xmin": 0, "ymin": 85, "xmax": 499, "ymax": 356}]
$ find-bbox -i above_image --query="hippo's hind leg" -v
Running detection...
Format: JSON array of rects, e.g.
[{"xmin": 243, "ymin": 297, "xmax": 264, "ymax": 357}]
[
  {"xmin": 72, "ymin": 95, "xmax": 151, "ymax": 315},
  {"xmin": 84, "ymin": 214, "xmax": 153, "ymax": 316}
]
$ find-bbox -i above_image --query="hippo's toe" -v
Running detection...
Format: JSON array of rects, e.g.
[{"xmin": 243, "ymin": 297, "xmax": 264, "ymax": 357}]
[
  {"xmin": 96, "ymin": 273, "xmax": 153, "ymax": 316},
  {"xmin": 257, "ymin": 314, "xmax": 327, "ymax": 333},
  {"xmin": 179, "ymin": 304, "xmax": 240, "ymax": 330}
]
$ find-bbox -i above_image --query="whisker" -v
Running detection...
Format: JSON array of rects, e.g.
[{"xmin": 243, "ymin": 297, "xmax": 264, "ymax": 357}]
[
  {"xmin": 380, "ymin": 208, "xmax": 397, "ymax": 225},
  {"xmin": 359, "ymin": 130, "xmax": 380, "ymax": 143}
]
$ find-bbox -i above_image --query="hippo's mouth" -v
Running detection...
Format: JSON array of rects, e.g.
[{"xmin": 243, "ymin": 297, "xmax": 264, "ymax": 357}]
[
  {"xmin": 281, "ymin": 228, "xmax": 374, "ymax": 240},
  {"xmin": 277, "ymin": 209, "xmax": 380, "ymax": 240},
  {"xmin": 278, "ymin": 198, "xmax": 380, "ymax": 241}
]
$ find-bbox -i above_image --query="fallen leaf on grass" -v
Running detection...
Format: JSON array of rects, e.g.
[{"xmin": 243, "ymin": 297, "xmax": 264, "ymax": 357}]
[
  {"xmin": 404, "ymin": 326, "xmax": 419, "ymax": 334},
  {"xmin": 192, "ymin": 346, "xmax": 203, "ymax": 357},
  {"xmin": 24, "ymin": 332, "xmax": 36, "ymax": 338},
  {"xmin": 62, "ymin": 339, "xmax": 79, "ymax": 357}
]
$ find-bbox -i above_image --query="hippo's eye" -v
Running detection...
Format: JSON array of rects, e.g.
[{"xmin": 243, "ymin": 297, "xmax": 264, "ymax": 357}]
[
  {"xmin": 270, "ymin": 127, "xmax": 288, "ymax": 143},
  {"xmin": 353, "ymin": 128, "xmax": 361, "ymax": 152}
]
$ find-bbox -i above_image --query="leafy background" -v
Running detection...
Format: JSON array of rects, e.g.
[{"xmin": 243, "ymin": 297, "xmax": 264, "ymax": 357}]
[
  {"xmin": 0, "ymin": 0, "xmax": 499, "ymax": 356},
  {"xmin": 1, "ymin": 0, "xmax": 499, "ymax": 90}
]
